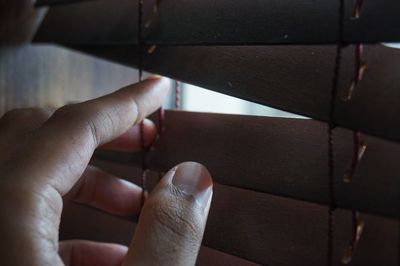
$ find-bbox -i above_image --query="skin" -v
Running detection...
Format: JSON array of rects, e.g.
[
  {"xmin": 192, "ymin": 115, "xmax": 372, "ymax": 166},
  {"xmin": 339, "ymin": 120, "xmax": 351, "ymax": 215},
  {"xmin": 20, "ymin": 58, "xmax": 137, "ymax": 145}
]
[{"xmin": 0, "ymin": 76, "xmax": 213, "ymax": 266}]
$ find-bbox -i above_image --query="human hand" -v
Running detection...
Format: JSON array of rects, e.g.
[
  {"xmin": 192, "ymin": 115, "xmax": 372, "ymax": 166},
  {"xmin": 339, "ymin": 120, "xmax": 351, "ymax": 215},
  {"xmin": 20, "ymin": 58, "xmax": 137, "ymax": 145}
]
[{"xmin": 0, "ymin": 76, "xmax": 213, "ymax": 266}]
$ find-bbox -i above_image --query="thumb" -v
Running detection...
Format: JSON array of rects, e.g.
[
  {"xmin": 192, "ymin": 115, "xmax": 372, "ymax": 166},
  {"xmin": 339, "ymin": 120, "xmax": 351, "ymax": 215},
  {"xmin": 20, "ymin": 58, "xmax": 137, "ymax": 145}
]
[{"xmin": 123, "ymin": 162, "xmax": 213, "ymax": 266}]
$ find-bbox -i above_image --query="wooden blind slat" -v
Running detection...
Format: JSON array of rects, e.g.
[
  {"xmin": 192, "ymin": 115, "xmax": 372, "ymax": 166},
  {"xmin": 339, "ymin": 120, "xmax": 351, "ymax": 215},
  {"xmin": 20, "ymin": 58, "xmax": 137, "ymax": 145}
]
[
  {"xmin": 197, "ymin": 247, "xmax": 261, "ymax": 266},
  {"xmin": 94, "ymin": 111, "xmax": 400, "ymax": 218},
  {"xmin": 62, "ymin": 171, "xmax": 399, "ymax": 266},
  {"xmin": 70, "ymin": 44, "xmax": 400, "ymax": 142},
  {"xmin": 60, "ymin": 202, "xmax": 260, "ymax": 265},
  {"xmin": 35, "ymin": 0, "xmax": 95, "ymax": 6},
  {"xmin": 33, "ymin": 0, "xmax": 400, "ymax": 44},
  {"xmin": 207, "ymin": 185, "xmax": 398, "ymax": 266}
]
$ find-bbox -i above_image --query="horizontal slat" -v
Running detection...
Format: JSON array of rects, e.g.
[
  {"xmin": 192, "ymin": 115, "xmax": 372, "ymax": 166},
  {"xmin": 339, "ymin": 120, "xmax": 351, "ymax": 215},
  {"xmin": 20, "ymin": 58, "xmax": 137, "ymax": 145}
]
[
  {"xmin": 71, "ymin": 44, "xmax": 400, "ymax": 142},
  {"xmin": 60, "ymin": 202, "xmax": 260, "ymax": 265},
  {"xmin": 196, "ymin": 247, "xmax": 260, "ymax": 266},
  {"xmin": 94, "ymin": 111, "xmax": 400, "ymax": 218},
  {"xmin": 62, "ymin": 173, "xmax": 399, "ymax": 266},
  {"xmin": 35, "ymin": 0, "xmax": 95, "ymax": 6},
  {"xmin": 35, "ymin": 0, "xmax": 138, "ymax": 44},
  {"xmin": 33, "ymin": 0, "xmax": 400, "ymax": 44}
]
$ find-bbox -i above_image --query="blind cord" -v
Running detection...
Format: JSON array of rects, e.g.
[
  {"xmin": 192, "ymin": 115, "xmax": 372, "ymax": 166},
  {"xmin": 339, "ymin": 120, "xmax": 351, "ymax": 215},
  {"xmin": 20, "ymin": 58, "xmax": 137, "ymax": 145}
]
[
  {"xmin": 175, "ymin": 80, "xmax": 182, "ymax": 110},
  {"xmin": 137, "ymin": 0, "xmax": 172, "ymax": 201},
  {"xmin": 341, "ymin": 2, "xmax": 368, "ymax": 263},
  {"xmin": 327, "ymin": 0, "xmax": 345, "ymax": 265},
  {"xmin": 138, "ymin": 0, "xmax": 149, "ymax": 208}
]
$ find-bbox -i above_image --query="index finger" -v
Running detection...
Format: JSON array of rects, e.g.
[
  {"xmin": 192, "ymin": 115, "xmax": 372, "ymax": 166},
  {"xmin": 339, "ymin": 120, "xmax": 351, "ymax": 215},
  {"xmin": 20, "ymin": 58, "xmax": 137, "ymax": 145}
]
[{"xmin": 20, "ymin": 76, "xmax": 169, "ymax": 195}]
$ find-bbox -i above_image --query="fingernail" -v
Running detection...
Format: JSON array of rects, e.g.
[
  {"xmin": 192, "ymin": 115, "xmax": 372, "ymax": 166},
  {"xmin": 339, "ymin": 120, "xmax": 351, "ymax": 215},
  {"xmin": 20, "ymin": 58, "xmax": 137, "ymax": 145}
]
[
  {"xmin": 172, "ymin": 162, "xmax": 213, "ymax": 207},
  {"xmin": 146, "ymin": 74, "xmax": 163, "ymax": 80}
]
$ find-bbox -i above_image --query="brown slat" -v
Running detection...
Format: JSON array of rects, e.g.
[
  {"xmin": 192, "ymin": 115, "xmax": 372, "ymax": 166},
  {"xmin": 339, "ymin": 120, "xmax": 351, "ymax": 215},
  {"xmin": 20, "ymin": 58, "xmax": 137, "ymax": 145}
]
[
  {"xmin": 34, "ymin": 0, "xmax": 138, "ymax": 44},
  {"xmin": 33, "ymin": 0, "xmax": 400, "ymax": 44},
  {"xmin": 60, "ymin": 202, "xmax": 261, "ymax": 266},
  {"xmin": 94, "ymin": 111, "xmax": 400, "ymax": 218},
  {"xmin": 60, "ymin": 201, "xmax": 135, "ymax": 245},
  {"xmin": 35, "ymin": 0, "xmax": 96, "ymax": 6},
  {"xmin": 207, "ymin": 185, "xmax": 398, "ymax": 266},
  {"xmin": 61, "ymin": 180, "xmax": 399, "ymax": 265},
  {"xmin": 196, "ymin": 247, "xmax": 261, "ymax": 266},
  {"xmin": 71, "ymin": 44, "xmax": 400, "ymax": 142},
  {"xmin": 89, "ymin": 159, "xmax": 161, "ymax": 192}
]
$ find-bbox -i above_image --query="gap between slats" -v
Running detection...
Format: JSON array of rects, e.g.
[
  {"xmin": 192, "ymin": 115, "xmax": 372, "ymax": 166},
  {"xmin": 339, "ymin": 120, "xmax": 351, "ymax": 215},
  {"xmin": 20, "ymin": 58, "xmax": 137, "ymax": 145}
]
[{"xmin": 68, "ymin": 44, "xmax": 400, "ymax": 143}]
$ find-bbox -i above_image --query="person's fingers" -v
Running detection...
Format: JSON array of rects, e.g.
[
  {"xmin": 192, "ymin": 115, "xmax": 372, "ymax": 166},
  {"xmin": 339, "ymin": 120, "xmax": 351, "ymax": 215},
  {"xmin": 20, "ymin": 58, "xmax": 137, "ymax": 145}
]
[
  {"xmin": 100, "ymin": 118, "xmax": 157, "ymax": 152},
  {"xmin": 17, "ymin": 76, "xmax": 169, "ymax": 195},
  {"xmin": 123, "ymin": 162, "xmax": 213, "ymax": 266},
  {"xmin": 59, "ymin": 240, "xmax": 127, "ymax": 266},
  {"xmin": 0, "ymin": 108, "xmax": 53, "ymax": 135},
  {"xmin": 0, "ymin": 108, "xmax": 157, "ymax": 153},
  {"xmin": 0, "ymin": 108, "xmax": 53, "ymax": 162},
  {"xmin": 65, "ymin": 165, "xmax": 143, "ymax": 216}
]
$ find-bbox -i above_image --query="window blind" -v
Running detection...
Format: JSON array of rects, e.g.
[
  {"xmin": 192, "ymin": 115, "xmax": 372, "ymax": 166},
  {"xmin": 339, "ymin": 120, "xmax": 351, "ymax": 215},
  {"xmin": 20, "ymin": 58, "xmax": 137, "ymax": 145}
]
[
  {"xmin": 32, "ymin": 0, "xmax": 400, "ymax": 265},
  {"xmin": 35, "ymin": 0, "xmax": 400, "ymax": 44},
  {"xmin": 93, "ymin": 111, "xmax": 400, "ymax": 218}
]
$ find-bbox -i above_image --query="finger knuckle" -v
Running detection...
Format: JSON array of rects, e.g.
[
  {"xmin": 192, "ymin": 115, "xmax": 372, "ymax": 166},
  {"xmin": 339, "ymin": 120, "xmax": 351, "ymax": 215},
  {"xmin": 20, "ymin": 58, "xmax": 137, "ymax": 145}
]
[
  {"xmin": 53, "ymin": 104, "xmax": 101, "ymax": 146},
  {"xmin": 2, "ymin": 108, "xmax": 48, "ymax": 123},
  {"xmin": 52, "ymin": 104, "xmax": 80, "ymax": 122}
]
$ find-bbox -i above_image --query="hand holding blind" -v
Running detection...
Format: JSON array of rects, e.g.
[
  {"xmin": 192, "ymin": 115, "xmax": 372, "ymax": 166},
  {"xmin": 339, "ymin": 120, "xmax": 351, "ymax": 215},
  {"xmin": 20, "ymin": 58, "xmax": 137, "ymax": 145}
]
[{"xmin": 0, "ymin": 76, "xmax": 212, "ymax": 266}]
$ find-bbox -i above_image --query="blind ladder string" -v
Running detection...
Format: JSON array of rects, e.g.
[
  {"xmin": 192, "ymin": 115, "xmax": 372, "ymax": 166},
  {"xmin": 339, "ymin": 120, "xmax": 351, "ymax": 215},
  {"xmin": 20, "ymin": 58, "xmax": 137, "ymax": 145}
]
[
  {"xmin": 138, "ymin": 0, "xmax": 150, "ymax": 208},
  {"xmin": 341, "ymin": 133, "xmax": 367, "ymax": 264},
  {"xmin": 142, "ymin": 0, "xmax": 182, "ymax": 113},
  {"xmin": 343, "ymin": 44, "xmax": 368, "ymax": 101},
  {"xmin": 343, "ymin": 132, "xmax": 367, "ymax": 183},
  {"xmin": 341, "ymin": 2, "xmax": 368, "ymax": 263},
  {"xmin": 145, "ymin": 0, "xmax": 182, "ymax": 181},
  {"xmin": 327, "ymin": 0, "xmax": 345, "ymax": 265},
  {"xmin": 139, "ymin": 0, "xmax": 175, "ymax": 188},
  {"xmin": 175, "ymin": 80, "xmax": 182, "ymax": 110}
]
